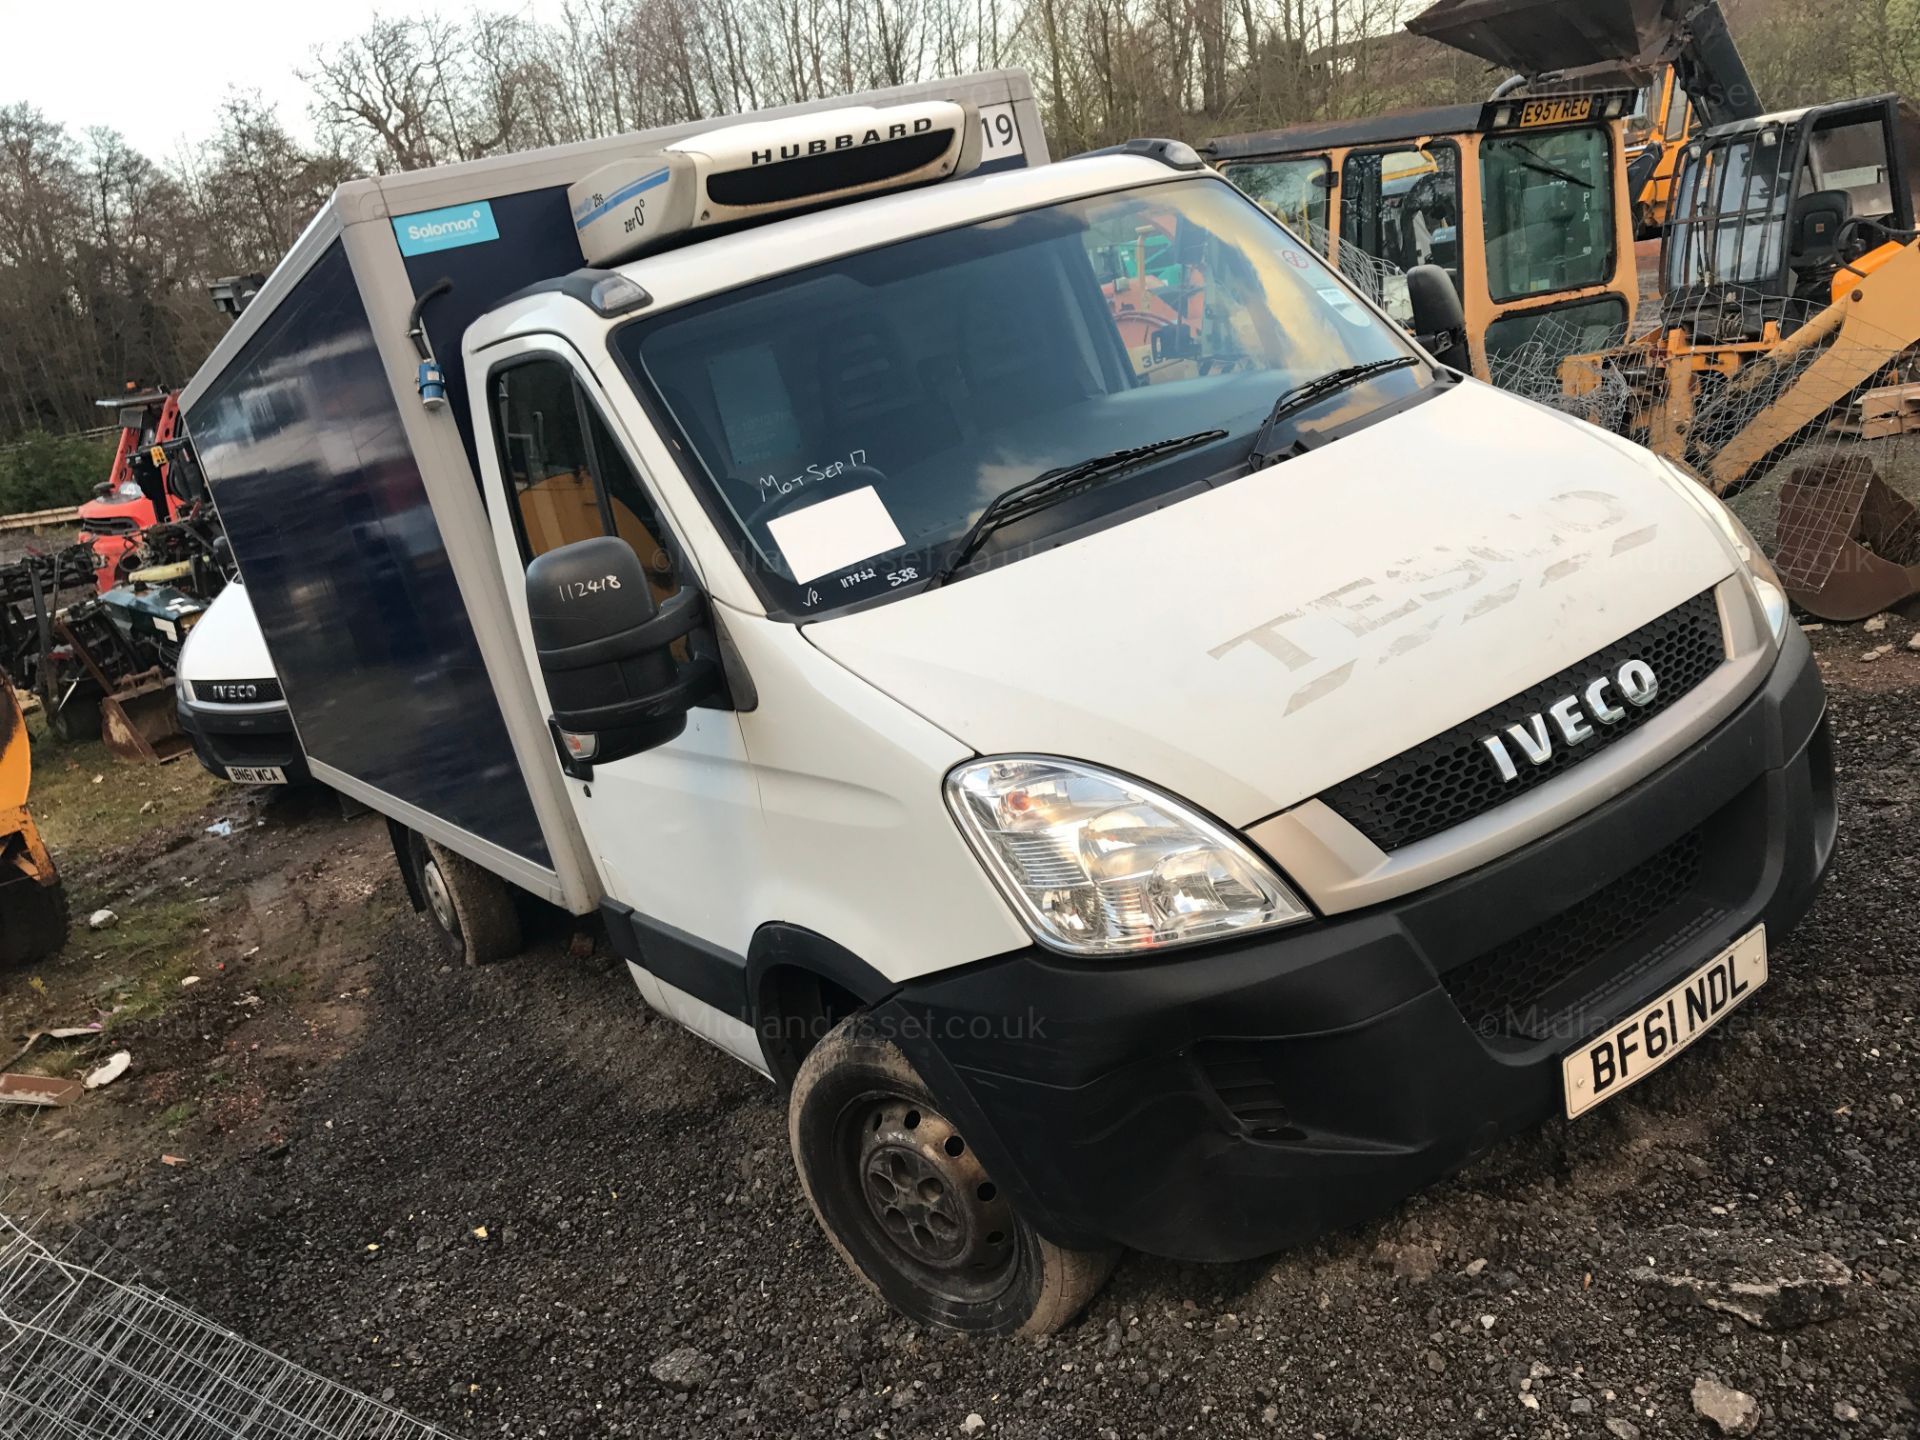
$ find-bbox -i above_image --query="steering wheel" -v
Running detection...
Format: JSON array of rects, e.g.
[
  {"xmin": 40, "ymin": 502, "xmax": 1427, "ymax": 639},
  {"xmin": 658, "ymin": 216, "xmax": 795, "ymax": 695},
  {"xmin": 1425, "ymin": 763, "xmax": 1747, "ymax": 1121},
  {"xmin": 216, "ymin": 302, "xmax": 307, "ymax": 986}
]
[{"xmin": 744, "ymin": 464, "xmax": 890, "ymax": 530}]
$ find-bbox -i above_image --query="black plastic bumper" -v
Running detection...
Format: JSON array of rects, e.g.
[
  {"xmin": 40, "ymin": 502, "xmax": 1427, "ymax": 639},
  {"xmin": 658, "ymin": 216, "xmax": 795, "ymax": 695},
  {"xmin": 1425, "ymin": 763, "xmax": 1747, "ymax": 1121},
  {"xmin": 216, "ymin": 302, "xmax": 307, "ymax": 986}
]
[
  {"xmin": 177, "ymin": 701, "xmax": 312, "ymax": 784},
  {"xmin": 879, "ymin": 626, "xmax": 1835, "ymax": 1262}
]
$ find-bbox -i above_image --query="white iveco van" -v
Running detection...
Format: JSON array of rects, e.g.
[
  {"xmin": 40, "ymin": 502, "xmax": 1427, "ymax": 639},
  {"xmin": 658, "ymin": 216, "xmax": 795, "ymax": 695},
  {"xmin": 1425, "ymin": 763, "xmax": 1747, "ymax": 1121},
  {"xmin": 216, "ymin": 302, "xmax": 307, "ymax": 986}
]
[
  {"xmin": 185, "ymin": 89, "xmax": 1835, "ymax": 1338},
  {"xmin": 176, "ymin": 581, "xmax": 308, "ymax": 785}
]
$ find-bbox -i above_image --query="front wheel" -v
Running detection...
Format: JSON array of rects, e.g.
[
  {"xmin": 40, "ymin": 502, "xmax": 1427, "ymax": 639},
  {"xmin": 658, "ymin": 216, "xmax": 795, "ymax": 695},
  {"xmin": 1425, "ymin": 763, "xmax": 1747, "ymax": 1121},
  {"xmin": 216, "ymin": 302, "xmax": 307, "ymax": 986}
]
[{"xmin": 788, "ymin": 1014, "xmax": 1116, "ymax": 1336}]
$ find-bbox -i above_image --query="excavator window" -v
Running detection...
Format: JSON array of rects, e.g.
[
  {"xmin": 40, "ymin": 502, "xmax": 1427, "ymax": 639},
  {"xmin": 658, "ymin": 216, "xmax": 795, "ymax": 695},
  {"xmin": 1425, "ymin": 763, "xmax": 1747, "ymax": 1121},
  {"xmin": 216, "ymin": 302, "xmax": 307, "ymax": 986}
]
[
  {"xmin": 1806, "ymin": 117, "xmax": 1895, "ymax": 230},
  {"xmin": 1221, "ymin": 157, "xmax": 1331, "ymax": 252},
  {"xmin": 1341, "ymin": 145, "xmax": 1461, "ymax": 318},
  {"xmin": 1665, "ymin": 84, "xmax": 1693, "ymax": 145},
  {"xmin": 1665, "ymin": 130, "xmax": 1791, "ymax": 292},
  {"xmin": 1482, "ymin": 128, "xmax": 1620, "ymax": 303},
  {"xmin": 1482, "ymin": 126, "xmax": 1615, "ymax": 302}
]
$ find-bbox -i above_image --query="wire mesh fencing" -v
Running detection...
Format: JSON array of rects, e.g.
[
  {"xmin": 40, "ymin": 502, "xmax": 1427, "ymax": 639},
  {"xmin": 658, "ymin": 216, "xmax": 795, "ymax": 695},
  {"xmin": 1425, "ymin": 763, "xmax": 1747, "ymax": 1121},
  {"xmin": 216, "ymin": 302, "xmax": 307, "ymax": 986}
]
[{"xmin": 0, "ymin": 1214, "xmax": 462, "ymax": 1440}]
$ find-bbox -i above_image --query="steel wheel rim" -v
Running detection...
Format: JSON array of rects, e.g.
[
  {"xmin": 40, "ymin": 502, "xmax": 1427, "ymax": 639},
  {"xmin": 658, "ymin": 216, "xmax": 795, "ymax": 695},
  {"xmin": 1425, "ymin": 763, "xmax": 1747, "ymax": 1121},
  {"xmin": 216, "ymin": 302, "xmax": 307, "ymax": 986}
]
[
  {"xmin": 840, "ymin": 1094, "xmax": 1019, "ymax": 1304},
  {"xmin": 421, "ymin": 859, "xmax": 457, "ymax": 934}
]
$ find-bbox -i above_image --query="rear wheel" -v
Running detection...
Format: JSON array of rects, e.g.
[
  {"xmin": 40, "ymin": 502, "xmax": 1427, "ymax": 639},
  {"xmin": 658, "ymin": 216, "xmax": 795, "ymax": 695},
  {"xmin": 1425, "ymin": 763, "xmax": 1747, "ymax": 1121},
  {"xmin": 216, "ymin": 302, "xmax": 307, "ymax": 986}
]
[
  {"xmin": 789, "ymin": 1014, "xmax": 1116, "ymax": 1336},
  {"xmin": 416, "ymin": 837, "xmax": 521, "ymax": 965}
]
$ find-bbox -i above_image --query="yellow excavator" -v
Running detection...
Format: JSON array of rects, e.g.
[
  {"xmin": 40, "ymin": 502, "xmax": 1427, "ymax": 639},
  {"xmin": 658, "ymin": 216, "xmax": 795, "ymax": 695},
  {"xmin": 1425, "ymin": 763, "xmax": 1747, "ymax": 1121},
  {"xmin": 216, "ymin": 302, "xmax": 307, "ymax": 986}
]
[
  {"xmin": 1410, "ymin": 0, "xmax": 1920, "ymax": 617},
  {"xmin": 1569, "ymin": 93, "xmax": 1920, "ymax": 493},
  {"xmin": 0, "ymin": 677, "xmax": 69, "ymax": 969},
  {"xmin": 1625, "ymin": 64, "xmax": 1701, "ymax": 236}
]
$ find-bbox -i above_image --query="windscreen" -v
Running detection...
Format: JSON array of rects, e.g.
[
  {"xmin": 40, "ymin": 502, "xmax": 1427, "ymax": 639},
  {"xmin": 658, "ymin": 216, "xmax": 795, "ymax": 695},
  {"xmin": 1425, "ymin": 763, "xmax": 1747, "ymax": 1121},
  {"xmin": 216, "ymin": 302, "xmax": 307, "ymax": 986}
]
[
  {"xmin": 1665, "ymin": 130, "xmax": 1790, "ymax": 291},
  {"xmin": 1482, "ymin": 126, "xmax": 1617, "ymax": 301},
  {"xmin": 614, "ymin": 177, "xmax": 1421, "ymax": 616},
  {"xmin": 1221, "ymin": 158, "xmax": 1332, "ymax": 250}
]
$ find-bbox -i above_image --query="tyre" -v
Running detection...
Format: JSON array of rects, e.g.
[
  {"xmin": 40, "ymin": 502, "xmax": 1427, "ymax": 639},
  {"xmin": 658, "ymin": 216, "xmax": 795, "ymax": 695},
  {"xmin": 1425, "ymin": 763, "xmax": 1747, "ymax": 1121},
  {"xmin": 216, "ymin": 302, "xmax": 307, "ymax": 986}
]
[
  {"xmin": 789, "ymin": 1014, "xmax": 1117, "ymax": 1336},
  {"xmin": 417, "ymin": 837, "xmax": 521, "ymax": 965},
  {"xmin": 0, "ymin": 877, "xmax": 69, "ymax": 969},
  {"xmin": 48, "ymin": 695, "xmax": 101, "ymax": 744}
]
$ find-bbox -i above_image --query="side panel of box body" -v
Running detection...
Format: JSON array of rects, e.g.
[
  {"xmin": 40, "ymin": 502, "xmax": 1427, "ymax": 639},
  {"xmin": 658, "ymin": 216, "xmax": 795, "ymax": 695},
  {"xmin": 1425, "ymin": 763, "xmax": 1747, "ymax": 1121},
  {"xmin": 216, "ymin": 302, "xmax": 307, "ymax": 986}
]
[
  {"xmin": 338, "ymin": 215, "xmax": 606, "ymax": 912},
  {"xmin": 183, "ymin": 226, "xmax": 593, "ymax": 910}
]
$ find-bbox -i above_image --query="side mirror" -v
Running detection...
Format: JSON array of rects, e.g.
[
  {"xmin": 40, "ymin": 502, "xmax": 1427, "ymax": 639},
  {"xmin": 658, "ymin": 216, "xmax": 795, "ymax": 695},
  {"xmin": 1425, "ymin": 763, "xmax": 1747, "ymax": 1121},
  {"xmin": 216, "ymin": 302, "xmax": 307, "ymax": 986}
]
[
  {"xmin": 524, "ymin": 536, "xmax": 716, "ymax": 777},
  {"xmin": 1407, "ymin": 264, "xmax": 1471, "ymax": 373}
]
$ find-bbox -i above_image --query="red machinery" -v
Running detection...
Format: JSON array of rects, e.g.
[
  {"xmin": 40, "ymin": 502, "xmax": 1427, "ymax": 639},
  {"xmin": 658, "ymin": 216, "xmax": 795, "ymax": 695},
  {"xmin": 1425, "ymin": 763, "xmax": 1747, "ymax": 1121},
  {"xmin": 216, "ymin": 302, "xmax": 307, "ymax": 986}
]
[{"xmin": 76, "ymin": 386, "xmax": 187, "ymax": 592}]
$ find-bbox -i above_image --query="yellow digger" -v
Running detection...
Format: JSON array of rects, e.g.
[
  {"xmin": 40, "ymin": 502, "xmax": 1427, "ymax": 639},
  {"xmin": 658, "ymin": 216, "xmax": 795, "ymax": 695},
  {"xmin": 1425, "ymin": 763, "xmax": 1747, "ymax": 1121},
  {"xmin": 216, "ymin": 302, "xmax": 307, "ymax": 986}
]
[
  {"xmin": 1206, "ymin": 94, "xmax": 1648, "ymax": 381},
  {"xmin": 1385, "ymin": 0, "xmax": 1920, "ymax": 616},
  {"xmin": 0, "ymin": 677, "xmax": 68, "ymax": 968},
  {"xmin": 1625, "ymin": 64, "xmax": 1700, "ymax": 236},
  {"xmin": 1567, "ymin": 94, "xmax": 1920, "ymax": 496}
]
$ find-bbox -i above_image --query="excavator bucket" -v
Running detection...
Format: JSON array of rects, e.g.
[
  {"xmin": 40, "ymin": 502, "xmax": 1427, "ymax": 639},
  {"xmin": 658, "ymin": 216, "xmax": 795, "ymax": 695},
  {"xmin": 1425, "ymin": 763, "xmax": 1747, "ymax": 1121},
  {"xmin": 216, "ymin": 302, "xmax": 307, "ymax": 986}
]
[
  {"xmin": 1774, "ymin": 458, "xmax": 1920, "ymax": 621},
  {"xmin": 1408, "ymin": 0, "xmax": 1678, "ymax": 77},
  {"xmin": 100, "ymin": 674, "xmax": 192, "ymax": 765},
  {"xmin": 1408, "ymin": 0, "xmax": 1761, "ymax": 122}
]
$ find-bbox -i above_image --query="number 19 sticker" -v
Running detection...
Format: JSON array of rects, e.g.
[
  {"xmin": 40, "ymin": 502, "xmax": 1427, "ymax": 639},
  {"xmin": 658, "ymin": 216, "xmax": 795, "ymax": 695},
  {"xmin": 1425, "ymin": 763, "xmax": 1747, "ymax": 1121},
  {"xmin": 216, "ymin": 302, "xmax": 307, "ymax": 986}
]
[{"xmin": 978, "ymin": 102, "xmax": 1024, "ymax": 161}]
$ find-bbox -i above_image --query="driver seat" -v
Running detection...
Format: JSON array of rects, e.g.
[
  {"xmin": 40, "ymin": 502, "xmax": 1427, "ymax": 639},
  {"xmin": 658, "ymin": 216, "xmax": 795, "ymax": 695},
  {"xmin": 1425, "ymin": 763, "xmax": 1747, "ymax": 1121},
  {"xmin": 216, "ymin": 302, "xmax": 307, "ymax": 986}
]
[{"xmin": 1790, "ymin": 189, "xmax": 1852, "ymax": 270}]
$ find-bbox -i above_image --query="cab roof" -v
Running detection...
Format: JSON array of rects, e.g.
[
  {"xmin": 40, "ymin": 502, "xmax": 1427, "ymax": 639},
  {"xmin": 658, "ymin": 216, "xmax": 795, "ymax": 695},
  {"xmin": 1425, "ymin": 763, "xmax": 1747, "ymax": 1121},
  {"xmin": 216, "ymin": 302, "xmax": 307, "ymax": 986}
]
[
  {"xmin": 469, "ymin": 153, "xmax": 1190, "ymax": 346},
  {"xmin": 1695, "ymin": 93, "xmax": 1911, "ymax": 141},
  {"xmin": 1204, "ymin": 104, "xmax": 1487, "ymax": 162}
]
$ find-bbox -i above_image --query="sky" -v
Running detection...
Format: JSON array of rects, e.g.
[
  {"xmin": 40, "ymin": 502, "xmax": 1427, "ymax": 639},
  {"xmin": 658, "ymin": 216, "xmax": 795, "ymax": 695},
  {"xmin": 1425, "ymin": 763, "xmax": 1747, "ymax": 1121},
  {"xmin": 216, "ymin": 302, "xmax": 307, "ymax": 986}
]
[{"xmin": 13, "ymin": 0, "xmax": 564, "ymax": 162}]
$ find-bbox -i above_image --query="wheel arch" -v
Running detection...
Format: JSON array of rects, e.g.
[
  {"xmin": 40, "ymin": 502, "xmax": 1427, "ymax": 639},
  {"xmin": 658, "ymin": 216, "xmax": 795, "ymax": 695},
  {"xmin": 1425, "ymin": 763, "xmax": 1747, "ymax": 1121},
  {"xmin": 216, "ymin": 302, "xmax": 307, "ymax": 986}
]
[
  {"xmin": 747, "ymin": 923, "xmax": 897, "ymax": 1089},
  {"xmin": 388, "ymin": 818, "xmax": 428, "ymax": 914}
]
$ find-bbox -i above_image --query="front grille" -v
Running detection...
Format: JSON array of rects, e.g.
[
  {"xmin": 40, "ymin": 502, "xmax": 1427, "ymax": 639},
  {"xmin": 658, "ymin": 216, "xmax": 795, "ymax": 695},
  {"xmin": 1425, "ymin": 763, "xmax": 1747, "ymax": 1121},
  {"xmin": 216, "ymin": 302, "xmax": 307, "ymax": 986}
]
[
  {"xmin": 1441, "ymin": 828, "xmax": 1708, "ymax": 1039},
  {"xmin": 207, "ymin": 729, "xmax": 297, "ymax": 762},
  {"xmin": 1322, "ymin": 591, "xmax": 1725, "ymax": 852}
]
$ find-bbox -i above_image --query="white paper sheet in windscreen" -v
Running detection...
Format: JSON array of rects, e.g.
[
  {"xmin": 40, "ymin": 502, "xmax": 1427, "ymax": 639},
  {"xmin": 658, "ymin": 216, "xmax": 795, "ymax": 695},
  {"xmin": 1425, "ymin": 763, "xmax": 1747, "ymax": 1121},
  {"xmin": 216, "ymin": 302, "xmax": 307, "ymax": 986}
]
[{"xmin": 765, "ymin": 486, "xmax": 907, "ymax": 585}]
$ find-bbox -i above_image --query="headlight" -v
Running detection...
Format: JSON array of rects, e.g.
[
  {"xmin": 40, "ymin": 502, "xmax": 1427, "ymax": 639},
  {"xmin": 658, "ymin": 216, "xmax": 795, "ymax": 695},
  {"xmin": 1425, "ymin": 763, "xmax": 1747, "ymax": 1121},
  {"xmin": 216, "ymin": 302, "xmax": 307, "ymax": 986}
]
[
  {"xmin": 1657, "ymin": 457, "xmax": 1791, "ymax": 646},
  {"xmin": 114, "ymin": 480, "xmax": 146, "ymax": 502},
  {"xmin": 945, "ymin": 757, "xmax": 1311, "ymax": 956}
]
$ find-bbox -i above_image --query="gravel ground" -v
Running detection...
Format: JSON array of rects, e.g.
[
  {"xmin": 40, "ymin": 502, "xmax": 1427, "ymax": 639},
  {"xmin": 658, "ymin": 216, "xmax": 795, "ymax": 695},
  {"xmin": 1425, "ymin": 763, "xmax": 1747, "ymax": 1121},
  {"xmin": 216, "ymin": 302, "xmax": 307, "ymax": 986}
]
[{"xmin": 71, "ymin": 635, "xmax": 1920, "ymax": 1439}]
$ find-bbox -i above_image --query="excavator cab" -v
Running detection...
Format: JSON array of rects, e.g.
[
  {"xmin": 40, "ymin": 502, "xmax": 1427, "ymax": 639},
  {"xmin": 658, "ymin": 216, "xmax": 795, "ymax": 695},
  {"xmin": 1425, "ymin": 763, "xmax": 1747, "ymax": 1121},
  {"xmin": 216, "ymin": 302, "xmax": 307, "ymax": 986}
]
[
  {"xmin": 1663, "ymin": 96, "xmax": 1920, "ymax": 341},
  {"xmin": 1205, "ymin": 94, "xmax": 1641, "ymax": 382}
]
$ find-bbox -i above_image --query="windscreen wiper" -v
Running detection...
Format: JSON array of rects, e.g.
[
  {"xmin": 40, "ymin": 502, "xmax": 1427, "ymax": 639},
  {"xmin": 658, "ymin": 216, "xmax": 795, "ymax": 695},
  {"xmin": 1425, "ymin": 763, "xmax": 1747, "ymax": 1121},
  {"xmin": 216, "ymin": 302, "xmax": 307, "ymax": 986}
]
[
  {"xmin": 1248, "ymin": 357, "xmax": 1418, "ymax": 468},
  {"xmin": 1512, "ymin": 145, "xmax": 1594, "ymax": 190},
  {"xmin": 927, "ymin": 430, "xmax": 1228, "ymax": 589}
]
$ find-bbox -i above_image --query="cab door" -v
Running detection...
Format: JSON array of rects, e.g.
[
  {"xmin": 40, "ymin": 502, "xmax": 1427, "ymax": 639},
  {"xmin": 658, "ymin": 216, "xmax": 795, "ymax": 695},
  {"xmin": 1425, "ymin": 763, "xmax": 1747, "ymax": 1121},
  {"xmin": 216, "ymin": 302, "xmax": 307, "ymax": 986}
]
[
  {"xmin": 469, "ymin": 333, "xmax": 767, "ymax": 1067},
  {"xmin": 1339, "ymin": 142, "xmax": 1463, "ymax": 326}
]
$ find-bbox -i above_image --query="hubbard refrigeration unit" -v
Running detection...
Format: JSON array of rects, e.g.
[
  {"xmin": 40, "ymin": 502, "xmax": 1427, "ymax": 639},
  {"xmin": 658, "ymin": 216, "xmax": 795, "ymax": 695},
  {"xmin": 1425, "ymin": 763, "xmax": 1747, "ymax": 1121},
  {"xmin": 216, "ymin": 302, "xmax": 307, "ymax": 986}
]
[{"xmin": 180, "ymin": 67, "xmax": 1833, "ymax": 1338}]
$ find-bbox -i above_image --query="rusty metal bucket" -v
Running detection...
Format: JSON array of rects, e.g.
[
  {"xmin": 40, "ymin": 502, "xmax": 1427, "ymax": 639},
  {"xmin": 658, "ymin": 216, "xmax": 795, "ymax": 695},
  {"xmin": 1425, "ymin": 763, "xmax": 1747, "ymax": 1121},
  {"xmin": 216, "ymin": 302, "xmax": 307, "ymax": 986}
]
[
  {"xmin": 100, "ymin": 672, "xmax": 192, "ymax": 765},
  {"xmin": 1773, "ymin": 457, "xmax": 1920, "ymax": 621},
  {"xmin": 1409, "ymin": 0, "xmax": 1676, "ymax": 74}
]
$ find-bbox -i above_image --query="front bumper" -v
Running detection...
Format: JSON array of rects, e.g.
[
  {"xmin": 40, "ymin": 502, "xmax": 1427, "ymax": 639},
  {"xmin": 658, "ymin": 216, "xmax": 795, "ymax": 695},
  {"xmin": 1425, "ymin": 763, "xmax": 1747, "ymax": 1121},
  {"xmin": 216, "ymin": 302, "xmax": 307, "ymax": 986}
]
[
  {"xmin": 178, "ymin": 699, "xmax": 311, "ymax": 784},
  {"xmin": 879, "ymin": 625, "xmax": 1835, "ymax": 1261}
]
